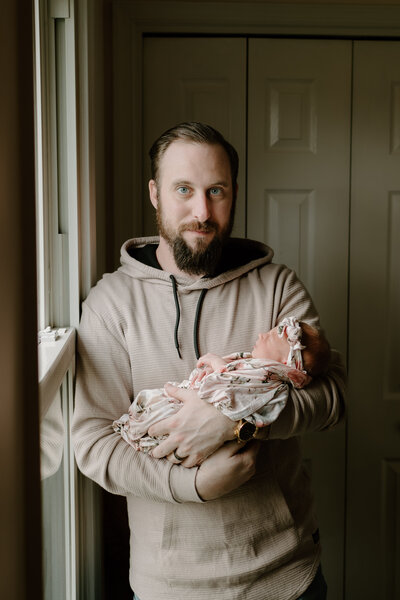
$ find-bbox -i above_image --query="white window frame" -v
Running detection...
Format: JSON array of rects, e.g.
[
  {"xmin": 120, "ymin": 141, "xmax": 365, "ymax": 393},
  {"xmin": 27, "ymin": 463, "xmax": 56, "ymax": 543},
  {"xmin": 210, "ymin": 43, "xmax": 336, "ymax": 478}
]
[
  {"xmin": 34, "ymin": 0, "xmax": 80, "ymax": 331},
  {"xmin": 34, "ymin": 1, "xmax": 100, "ymax": 598}
]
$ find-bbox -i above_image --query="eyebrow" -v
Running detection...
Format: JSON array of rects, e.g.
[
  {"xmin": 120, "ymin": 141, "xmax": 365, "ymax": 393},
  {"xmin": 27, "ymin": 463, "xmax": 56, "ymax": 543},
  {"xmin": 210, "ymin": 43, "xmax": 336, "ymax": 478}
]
[
  {"xmin": 171, "ymin": 180, "xmax": 230, "ymax": 188},
  {"xmin": 209, "ymin": 181, "xmax": 230, "ymax": 187},
  {"xmin": 171, "ymin": 180, "xmax": 192, "ymax": 187}
]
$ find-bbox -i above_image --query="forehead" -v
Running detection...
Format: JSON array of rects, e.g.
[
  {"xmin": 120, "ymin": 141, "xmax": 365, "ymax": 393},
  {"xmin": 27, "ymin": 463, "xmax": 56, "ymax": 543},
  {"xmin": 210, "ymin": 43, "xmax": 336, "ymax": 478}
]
[{"xmin": 158, "ymin": 140, "xmax": 231, "ymax": 183}]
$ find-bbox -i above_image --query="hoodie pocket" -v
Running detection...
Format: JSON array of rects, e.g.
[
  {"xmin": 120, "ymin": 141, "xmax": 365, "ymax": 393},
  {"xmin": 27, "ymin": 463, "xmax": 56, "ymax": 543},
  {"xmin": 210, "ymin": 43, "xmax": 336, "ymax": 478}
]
[{"xmin": 158, "ymin": 467, "xmax": 300, "ymax": 586}]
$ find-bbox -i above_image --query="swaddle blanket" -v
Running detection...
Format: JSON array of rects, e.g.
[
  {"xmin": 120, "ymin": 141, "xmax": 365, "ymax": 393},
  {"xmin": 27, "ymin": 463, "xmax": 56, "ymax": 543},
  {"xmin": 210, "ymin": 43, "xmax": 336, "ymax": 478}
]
[{"xmin": 113, "ymin": 353, "xmax": 310, "ymax": 453}]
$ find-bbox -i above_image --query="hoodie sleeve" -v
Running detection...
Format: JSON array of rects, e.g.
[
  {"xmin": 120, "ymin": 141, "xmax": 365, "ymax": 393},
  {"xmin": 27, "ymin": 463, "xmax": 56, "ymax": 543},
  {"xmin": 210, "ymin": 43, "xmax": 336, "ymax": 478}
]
[
  {"xmin": 267, "ymin": 349, "xmax": 346, "ymax": 439},
  {"xmin": 265, "ymin": 267, "xmax": 346, "ymax": 439},
  {"xmin": 72, "ymin": 303, "xmax": 202, "ymax": 503}
]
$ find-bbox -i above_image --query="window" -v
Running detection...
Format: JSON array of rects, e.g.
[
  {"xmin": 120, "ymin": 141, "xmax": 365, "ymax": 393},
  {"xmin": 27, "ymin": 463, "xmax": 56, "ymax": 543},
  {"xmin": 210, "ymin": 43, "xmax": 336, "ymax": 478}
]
[{"xmin": 33, "ymin": 1, "xmax": 100, "ymax": 598}]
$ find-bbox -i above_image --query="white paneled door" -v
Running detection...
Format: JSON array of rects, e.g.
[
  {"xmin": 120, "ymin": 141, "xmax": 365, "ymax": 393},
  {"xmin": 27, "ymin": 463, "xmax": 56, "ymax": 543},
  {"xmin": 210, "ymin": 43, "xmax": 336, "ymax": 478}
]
[
  {"xmin": 247, "ymin": 39, "xmax": 351, "ymax": 353},
  {"xmin": 348, "ymin": 41, "xmax": 400, "ymax": 600},
  {"xmin": 247, "ymin": 39, "xmax": 351, "ymax": 600},
  {"xmin": 135, "ymin": 35, "xmax": 400, "ymax": 599}
]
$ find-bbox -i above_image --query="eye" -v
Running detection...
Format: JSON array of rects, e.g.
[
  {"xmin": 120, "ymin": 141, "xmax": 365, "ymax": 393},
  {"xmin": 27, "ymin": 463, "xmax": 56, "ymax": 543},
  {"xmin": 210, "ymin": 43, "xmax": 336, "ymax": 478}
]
[
  {"xmin": 209, "ymin": 187, "xmax": 222, "ymax": 197},
  {"xmin": 177, "ymin": 186, "xmax": 190, "ymax": 195}
]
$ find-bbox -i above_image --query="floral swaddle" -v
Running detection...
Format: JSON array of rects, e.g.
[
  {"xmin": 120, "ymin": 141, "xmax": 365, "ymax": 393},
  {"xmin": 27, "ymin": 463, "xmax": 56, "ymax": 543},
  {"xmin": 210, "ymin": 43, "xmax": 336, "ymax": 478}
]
[{"xmin": 113, "ymin": 353, "xmax": 311, "ymax": 453}]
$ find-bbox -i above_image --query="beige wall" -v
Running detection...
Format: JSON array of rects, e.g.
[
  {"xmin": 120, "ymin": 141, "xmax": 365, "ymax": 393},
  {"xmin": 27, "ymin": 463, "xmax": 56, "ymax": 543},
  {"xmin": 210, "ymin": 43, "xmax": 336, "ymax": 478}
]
[{"xmin": 0, "ymin": 1, "xmax": 42, "ymax": 598}]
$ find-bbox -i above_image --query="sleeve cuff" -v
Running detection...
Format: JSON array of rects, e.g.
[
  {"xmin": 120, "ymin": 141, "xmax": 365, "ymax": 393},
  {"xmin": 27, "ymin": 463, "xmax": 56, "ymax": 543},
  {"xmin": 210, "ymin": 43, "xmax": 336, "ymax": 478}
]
[{"xmin": 169, "ymin": 464, "xmax": 205, "ymax": 503}]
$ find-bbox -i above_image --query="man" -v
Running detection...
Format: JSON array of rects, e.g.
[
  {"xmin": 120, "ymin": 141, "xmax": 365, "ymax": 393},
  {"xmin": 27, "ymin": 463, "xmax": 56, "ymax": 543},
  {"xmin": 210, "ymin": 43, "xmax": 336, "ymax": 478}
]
[{"xmin": 72, "ymin": 122, "xmax": 345, "ymax": 600}]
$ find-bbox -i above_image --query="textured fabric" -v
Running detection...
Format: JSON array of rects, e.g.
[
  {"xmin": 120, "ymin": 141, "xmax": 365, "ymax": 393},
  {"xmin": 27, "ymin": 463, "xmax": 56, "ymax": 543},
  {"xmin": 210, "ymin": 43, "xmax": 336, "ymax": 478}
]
[
  {"xmin": 133, "ymin": 565, "xmax": 327, "ymax": 600},
  {"xmin": 72, "ymin": 236, "xmax": 346, "ymax": 600},
  {"xmin": 133, "ymin": 564, "xmax": 327, "ymax": 600}
]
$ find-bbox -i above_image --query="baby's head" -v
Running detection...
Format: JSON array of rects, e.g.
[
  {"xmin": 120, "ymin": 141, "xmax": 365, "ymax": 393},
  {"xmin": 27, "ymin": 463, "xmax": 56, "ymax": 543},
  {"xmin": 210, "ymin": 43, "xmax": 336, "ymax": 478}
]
[
  {"xmin": 252, "ymin": 317, "xmax": 331, "ymax": 377},
  {"xmin": 299, "ymin": 322, "xmax": 331, "ymax": 377}
]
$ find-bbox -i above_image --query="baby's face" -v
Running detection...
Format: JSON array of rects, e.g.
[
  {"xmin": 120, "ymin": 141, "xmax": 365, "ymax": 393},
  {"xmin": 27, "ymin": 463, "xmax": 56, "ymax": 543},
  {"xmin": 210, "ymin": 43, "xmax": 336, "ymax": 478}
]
[{"xmin": 251, "ymin": 327, "xmax": 290, "ymax": 362}]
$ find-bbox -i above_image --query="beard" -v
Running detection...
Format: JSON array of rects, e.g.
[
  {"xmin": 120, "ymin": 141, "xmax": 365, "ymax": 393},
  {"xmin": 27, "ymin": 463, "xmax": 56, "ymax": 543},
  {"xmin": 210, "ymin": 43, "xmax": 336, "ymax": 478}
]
[{"xmin": 156, "ymin": 202, "xmax": 234, "ymax": 276}]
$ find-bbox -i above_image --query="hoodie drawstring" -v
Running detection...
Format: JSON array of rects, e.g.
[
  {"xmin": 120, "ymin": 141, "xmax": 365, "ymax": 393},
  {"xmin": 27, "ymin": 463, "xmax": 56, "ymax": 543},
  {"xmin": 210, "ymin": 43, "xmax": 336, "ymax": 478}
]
[
  {"xmin": 170, "ymin": 275, "xmax": 182, "ymax": 359},
  {"xmin": 193, "ymin": 289, "xmax": 207, "ymax": 359},
  {"xmin": 169, "ymin": 275, "xmax": 208, "ymax": 360}
]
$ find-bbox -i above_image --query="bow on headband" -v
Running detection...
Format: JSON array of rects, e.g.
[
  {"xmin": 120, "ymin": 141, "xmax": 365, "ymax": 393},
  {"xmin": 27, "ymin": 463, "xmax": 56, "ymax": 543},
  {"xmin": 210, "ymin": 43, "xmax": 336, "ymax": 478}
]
[{"xmin": 277, "ymin": 316, "xmax": 306, "ymax": 372}]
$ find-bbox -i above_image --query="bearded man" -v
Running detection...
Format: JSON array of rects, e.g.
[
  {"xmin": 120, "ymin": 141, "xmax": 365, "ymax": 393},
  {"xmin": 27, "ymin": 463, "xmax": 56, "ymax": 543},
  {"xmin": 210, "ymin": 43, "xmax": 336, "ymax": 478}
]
[{"xmin": 72, "ymin": 122, "xmax": 345, "ymax": 600}]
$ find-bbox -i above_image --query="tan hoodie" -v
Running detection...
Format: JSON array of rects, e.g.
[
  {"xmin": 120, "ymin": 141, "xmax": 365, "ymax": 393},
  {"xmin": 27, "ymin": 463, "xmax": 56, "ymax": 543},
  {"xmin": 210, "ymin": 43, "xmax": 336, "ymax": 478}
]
[{"xmin": 72, "ymin": 236, "xmax": 345, "ymax": 600}]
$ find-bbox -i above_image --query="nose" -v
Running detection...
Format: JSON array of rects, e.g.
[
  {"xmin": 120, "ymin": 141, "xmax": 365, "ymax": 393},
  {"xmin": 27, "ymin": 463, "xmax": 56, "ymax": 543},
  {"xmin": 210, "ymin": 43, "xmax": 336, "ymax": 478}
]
[{"xmin": 192, "ymin": 191, "xmax": 211, "ymax": 222}]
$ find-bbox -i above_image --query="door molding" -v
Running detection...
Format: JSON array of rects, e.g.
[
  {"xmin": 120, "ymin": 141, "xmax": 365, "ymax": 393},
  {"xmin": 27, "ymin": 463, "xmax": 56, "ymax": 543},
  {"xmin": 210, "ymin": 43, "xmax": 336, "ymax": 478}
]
[{"xmin": 115, "ymin": 1, "xmax": 400, "ymax": 37}]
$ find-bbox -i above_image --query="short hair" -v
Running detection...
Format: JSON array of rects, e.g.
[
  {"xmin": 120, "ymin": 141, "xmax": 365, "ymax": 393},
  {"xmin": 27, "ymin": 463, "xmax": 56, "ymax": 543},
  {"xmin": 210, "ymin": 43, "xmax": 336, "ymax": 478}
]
[
  {"xmin": 300, "ymin": 322, "xmax": 331, "ymax": 378},
  {"xmin": 149, "ymin": 122, "xmax": 239, "ymax": 199}
]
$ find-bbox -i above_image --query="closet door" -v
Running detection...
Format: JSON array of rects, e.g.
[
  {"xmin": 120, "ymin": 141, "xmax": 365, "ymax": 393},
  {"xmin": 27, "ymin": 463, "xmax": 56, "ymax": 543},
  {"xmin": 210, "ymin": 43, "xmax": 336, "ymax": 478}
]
[
  {"xmin": 347, "ymin": 41, "xmax": 400, "ymax": 599},
  {"xmin": 142, "ymin": 37, "xmax": 247, "ymax": 237},
  {"xmin": 247, "ymin": 39, "xmax": 352, "ymax": 600}
]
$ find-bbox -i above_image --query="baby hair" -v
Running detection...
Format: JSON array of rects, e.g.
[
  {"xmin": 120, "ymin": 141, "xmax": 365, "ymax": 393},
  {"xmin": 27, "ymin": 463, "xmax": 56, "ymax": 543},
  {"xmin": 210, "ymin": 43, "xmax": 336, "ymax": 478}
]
[{"xmin": 300, "ymin": 323, "xmax": 331, "ymax": 378}]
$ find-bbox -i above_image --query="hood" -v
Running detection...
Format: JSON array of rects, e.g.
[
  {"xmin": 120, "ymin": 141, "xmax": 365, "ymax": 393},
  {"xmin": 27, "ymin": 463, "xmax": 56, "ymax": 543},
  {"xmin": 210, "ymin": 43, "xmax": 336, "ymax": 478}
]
[
  {"xmin": 118, "ymin": 236, "xmax": 274, "ymax": 290},
  {"xmin": 118, "ymin": 236, "xmax": 274, "ymax": 359}
]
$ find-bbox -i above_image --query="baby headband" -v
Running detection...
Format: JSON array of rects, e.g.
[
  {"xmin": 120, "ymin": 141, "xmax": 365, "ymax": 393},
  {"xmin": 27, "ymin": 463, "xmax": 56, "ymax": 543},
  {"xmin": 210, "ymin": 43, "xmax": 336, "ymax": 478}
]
[{"xmin": 277, "ymin": 316, "xmax": 305, "ymax": 372}]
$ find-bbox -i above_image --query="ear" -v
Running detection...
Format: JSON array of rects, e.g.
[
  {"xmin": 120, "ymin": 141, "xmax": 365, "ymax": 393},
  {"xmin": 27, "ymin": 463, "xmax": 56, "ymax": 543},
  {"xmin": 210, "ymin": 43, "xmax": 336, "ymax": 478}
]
[{"xmin": 149, "ymin": 179, "xmax": 158, "ymax": 209}]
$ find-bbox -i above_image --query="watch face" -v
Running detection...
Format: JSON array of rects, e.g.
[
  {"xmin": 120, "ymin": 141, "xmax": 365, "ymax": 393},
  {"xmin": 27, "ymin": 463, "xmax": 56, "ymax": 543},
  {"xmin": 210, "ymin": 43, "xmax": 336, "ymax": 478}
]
[{"xmin": 239, "ymin": 421, "xmax": 256, "ymax": 441}]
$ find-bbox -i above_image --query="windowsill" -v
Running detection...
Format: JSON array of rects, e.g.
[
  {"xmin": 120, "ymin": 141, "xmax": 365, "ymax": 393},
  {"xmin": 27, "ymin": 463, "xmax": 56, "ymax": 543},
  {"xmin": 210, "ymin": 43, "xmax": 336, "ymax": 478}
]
[{"xmin": 38, "ymin": 327, "xmax": 76, "ymax": 418}]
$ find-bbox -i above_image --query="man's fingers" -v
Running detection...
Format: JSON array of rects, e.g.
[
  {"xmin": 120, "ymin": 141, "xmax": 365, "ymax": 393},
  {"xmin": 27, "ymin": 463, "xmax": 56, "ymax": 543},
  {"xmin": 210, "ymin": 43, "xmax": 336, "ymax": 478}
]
[
  {"xmin": 166, "ymin": 451, "xmax": 202, "ymax": 468},
  {"xmin": 150, "ymin": 388, "xmax": 236, "ymax": 463},
  {"xmin": 150, "ymin": 434, "xmax": 177, "ymax": 459},
  {"xmin": 166, "ymin": 451, "xmax": 187, "ymax": 465},
  {"xmin": 239, "ymin": 439, "xmax": 261, "ymax": 459},
  {"xmin": 148, "ymin": 414, "xmax": 173, "ymax": 438},
  {"xmin": 218, "ymin": 438, "xmax": 246, "ymax": 457},
  {"xmin": 219, "ymin": 439, "xmax": 260, "ymax": 460},
  {"xmin": 195, "ymin": 440, "xmax": 260, "ymax": 501}
]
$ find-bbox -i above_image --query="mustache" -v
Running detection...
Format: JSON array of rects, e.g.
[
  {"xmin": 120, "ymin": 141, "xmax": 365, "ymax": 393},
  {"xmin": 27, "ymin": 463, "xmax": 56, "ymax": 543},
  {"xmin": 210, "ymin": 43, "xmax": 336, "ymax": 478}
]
[{"xmin": 178, "ymin": 220, "xmax": 218, "ymax": 233}]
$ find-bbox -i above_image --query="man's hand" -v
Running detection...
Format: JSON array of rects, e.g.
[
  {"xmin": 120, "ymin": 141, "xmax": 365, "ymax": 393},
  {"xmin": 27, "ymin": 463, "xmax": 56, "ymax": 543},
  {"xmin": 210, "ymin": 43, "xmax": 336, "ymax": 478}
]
[
  {"xmin": 149, "ymin": 383, "xmax": 236, "ymax": 467},
  {"xmin": 195, "ymin": 440, "xmax": 260, "ymax": 501}
]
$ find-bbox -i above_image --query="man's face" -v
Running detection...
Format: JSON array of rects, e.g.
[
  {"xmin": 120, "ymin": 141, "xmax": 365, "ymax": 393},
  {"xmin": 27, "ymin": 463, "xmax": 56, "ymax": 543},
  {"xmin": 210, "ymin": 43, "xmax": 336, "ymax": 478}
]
[{"xmin": 149, "ymin": 140, "xmax": 236, "ymax": 275}]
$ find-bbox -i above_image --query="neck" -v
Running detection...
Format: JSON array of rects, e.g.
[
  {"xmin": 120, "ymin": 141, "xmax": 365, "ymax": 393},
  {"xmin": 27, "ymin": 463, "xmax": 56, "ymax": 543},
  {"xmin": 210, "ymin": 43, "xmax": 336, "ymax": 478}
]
[{"xmin": 156, "ymin": 237, "xmax": 203, "ymax": 280}]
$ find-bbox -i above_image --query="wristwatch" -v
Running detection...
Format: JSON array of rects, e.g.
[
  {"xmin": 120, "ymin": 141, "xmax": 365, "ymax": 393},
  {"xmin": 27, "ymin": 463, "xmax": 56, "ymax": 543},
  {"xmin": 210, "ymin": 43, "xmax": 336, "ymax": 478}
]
[{"xmin": 234, "ymin": 419, "xmax": 258, "ymax": 443}]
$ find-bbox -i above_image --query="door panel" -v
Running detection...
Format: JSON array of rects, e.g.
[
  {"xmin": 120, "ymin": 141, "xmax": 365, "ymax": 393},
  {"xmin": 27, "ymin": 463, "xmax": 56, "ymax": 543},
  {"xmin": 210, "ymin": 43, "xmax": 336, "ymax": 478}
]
[
  {"xmin": 247, "ymin": 39, "xmax": 351, "ymax": 353},
  {"xmin": 247, "ymin": 39, "xmax": 351, "ymax": 600},
  {"xmin": 142, "ymin": 37, "xmax": 247, "ymax": 237},
  {"xmin": 347, "ymin": 41, "xmax": 400, "ymax": 599}
]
